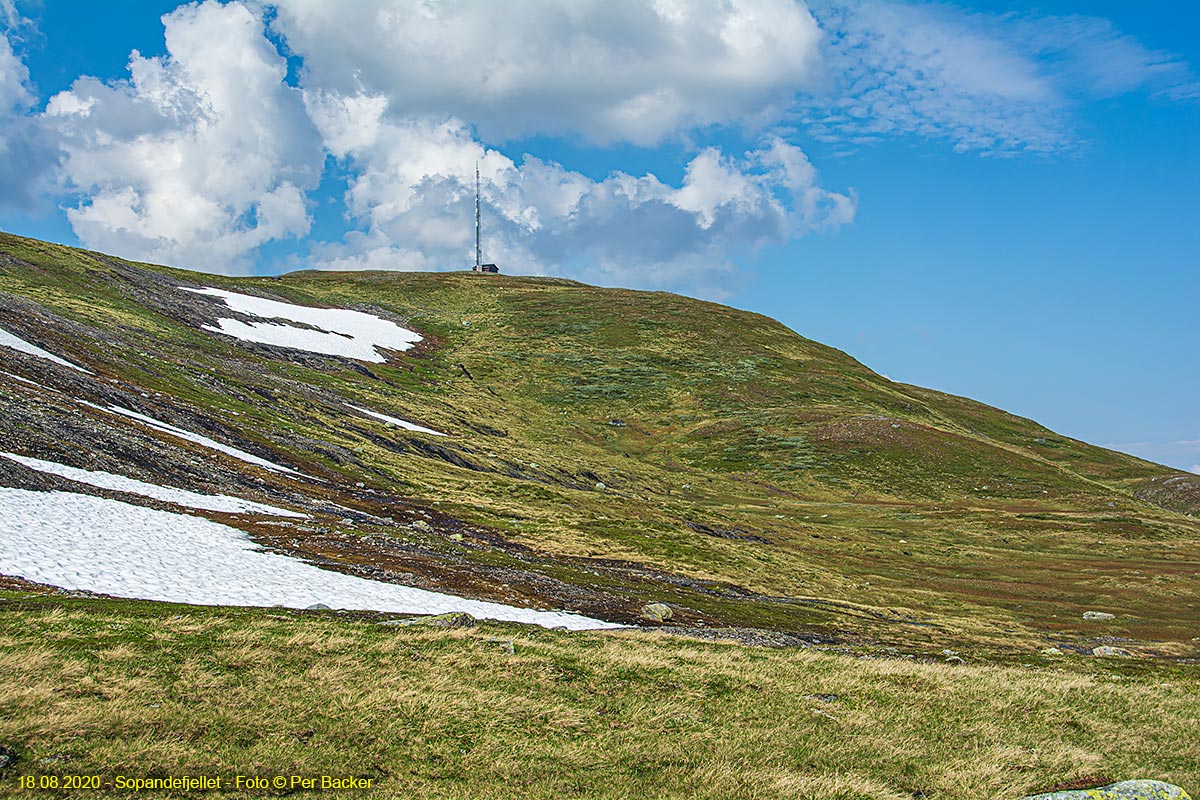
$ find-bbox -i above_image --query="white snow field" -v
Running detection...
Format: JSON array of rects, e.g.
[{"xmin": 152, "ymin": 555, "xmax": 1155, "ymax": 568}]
[
  {"xmin": 0, "ymin": 488, "xmax": 619, "ymax": 630},
  {"xmin": 182, "ymin": 287, "xmax": 422, "ymax": 363},
  {"xmin": 346, "ymin": 403, "xmax": 447, "ymax": 436},
  {"xmin": 0, "ymin": 325, "xmax": 90, "ymax": 372},
  {"xmin": 0, "ymin": 452, "xmax": 306, "ymax": 518},
  {"xmin": 82, "ymin": 401, "xmax": 300, "ymax": 475}
]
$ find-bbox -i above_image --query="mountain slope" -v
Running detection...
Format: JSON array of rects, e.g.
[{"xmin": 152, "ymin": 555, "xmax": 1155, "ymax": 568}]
[{"xmin": 1, "ymin": 231, "xmax": 1196, "ymax": 655}]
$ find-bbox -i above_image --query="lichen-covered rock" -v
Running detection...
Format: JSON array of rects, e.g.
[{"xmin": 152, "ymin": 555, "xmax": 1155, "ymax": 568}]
[
  {"xmin": 1024, "ymin": 780, "xmax": 1192, "ymax": 799},
  {"xmin": 640, "ymin": 603, "xmax": 673, "ymax": 623},
  {"xmin": 1084, "ymin": 611, "xmax": 1116, "ymax": 621}
]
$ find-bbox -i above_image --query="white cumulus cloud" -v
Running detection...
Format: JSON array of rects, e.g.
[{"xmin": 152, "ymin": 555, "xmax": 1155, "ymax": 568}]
[
  {"xmin": 9, "ymin": 0, "xmax": 1190, "ymax": 283},
  {"xmin": 303, "ymin": 89, "xmax": 853, "ymax": 296},
  {"xmin": 44, "ymin": 0, "xmax": 325, "ymax": 271},
  {"xmin": 271, "ymin": 0, "xmax": 823, "ymax": 145},
  {"xmin": 0, "ymin": 12, "xmax": 58, "ymax": 211}
]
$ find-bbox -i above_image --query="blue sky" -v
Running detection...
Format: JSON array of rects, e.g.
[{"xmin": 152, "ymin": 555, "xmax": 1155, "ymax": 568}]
[{"xmin": 0, "ymin": 0, "xmax": 1197, "ymax": 471}]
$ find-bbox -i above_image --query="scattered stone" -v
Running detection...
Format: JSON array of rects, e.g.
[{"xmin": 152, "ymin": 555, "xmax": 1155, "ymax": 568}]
[
  {"xmin": 608, "ymin": 419, "xmax": 627, "ymax": 427},
  {"xmin": 1091, "ymin": 645, "xmax": 1133, "ymax": 658},
  {"xmin": 1040, "ymin": 647, "xmax": 1064, "ymax": 657},
  {"xmin": 306, "ymin": 603, "xmax": 331, "ymax": 610},
  {"xmin": 640, "ymin": 603, "xmax": 673, "ymax": 623},
  {"xmin": 809, "ymin": 694, "xmax": 839, "ymax": 703},
  {"xmin": 391, "ymin": 612, "xmax": 476, "ymax": 629},
  {"xmin": 1023, "ymin": 779, "xmax": 1192, "ymax": 799},
  {"xmin": 484, "ymin": 638, "xmax": 515, "ymax": 655},
  {"xmin": 595, "ymin": 482, "xmax": 607, "ymax": 491},
  {"xmin": 1084, "ymin": 611, "xmax": 1116, "ymax": 621},
  {"xmin": 0, "ymin": 745, "xmax": 17, "ymax": 770}
]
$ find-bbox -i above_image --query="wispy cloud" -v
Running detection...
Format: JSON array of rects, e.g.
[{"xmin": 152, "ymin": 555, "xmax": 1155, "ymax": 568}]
[
  {"xmin": 1105, "ymin": 438, "xmax": 1200, "ymax": 452},
  {"xmin": 800, "ymin": 0, "xmax": 1200, "ymax": 154},
  {"xmin": 1103, "ymin": 437, "xmax": 1200, "ymax": 473}
]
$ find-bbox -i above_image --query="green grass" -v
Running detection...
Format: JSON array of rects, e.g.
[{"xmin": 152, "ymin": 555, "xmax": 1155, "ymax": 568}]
[{"xmin": 0, "ymin": 592, "xmax": 1196, "ymax": 800}]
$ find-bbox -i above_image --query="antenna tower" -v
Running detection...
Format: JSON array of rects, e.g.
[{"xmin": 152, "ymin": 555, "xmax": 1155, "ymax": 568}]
[{"xmin": 474, "ymin": 163, "xmax": 482, "ymax": 271}]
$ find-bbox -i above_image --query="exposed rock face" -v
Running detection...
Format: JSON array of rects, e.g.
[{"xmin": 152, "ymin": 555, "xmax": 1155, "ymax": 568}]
[
  {"xmin": 1134, "ymin": 473, "xmax": 1200, "ymax": 515},
  {"xmin": 1023, "ymin": 779, "xmax": 1192, "ymax": 799},
  {"xmin": 640, "ymin": 602, "xmax": 673, "ymax": 623}
]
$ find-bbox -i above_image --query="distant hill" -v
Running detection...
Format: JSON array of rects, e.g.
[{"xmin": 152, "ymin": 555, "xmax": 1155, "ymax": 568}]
[{"xmin": 1, "ymin": 230, "xmax": 1197, "ymax": 655}]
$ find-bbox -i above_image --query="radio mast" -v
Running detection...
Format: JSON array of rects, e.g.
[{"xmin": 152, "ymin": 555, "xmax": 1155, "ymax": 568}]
[
  {"xmin": 471, "ymin": 162, "xmax": 498, "ymax": 273},
  {"xmin": 474, "ymin": 163, "xmax": 482, "ymax": 271}
]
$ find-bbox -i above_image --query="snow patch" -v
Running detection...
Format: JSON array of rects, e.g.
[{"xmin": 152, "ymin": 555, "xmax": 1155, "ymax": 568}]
[
  {"xmin": 0, "ymin": 326, "xmax": 90, "ymax": 373},
  {"xmin": 346, "ymin": 404, "xmax": 447, "ymax": 436},
  {"xmin": 182, "ymin": 287, "xmax": 421, "ymax": 363},
  {"xmin": 0, "ymin": 488, "xmax": 619, "ymax": 630},
  {"xmin": 1, "ymin": 370, "xmax": 43, "ymax": 387},
  {"xmin": 0, "ymin": 452, "xmax": 306, "ymax": 518},
  {"xmin": 85, "ymin": 402, "xmax": 300, "ymax": 475}
]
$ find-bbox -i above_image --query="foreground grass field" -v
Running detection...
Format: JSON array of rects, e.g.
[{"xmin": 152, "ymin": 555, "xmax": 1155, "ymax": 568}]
[{"xmin": 0, "ymin": 591, "xmax": 1196, "ymax": 800}]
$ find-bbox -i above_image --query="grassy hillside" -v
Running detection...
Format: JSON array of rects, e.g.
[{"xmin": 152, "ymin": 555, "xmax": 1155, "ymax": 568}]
[{"xmin": 0, "ymin": 230, "xmax": 1198, "ymax": 655}]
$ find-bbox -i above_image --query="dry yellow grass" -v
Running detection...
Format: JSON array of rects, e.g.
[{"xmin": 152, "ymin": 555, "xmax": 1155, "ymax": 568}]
[{"xmin": 0, "ymin": 596, "xmax": 1196, "ymax": 799}]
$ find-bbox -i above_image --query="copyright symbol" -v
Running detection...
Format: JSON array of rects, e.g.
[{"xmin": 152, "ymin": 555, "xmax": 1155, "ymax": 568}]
[{"xmin": 273, "ymin": 775, "xmax": 287, "ymax": 789}]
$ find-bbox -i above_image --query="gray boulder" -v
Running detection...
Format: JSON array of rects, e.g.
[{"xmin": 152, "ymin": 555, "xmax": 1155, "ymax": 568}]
[
  {"xmin": 378, "ymin": 612, "xmax": 477, "ymax": 629},
  {"xmin": 1084, "ymin": 611, "xmax": 1116, "ymax": 621},
  {"xmin": 1092, "ymin": 645, "xmax": 1133, "ymax": 658},
  {"xmin": 1023, "ymin": 779, "xmax": 1191, "ymax": 799}
]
